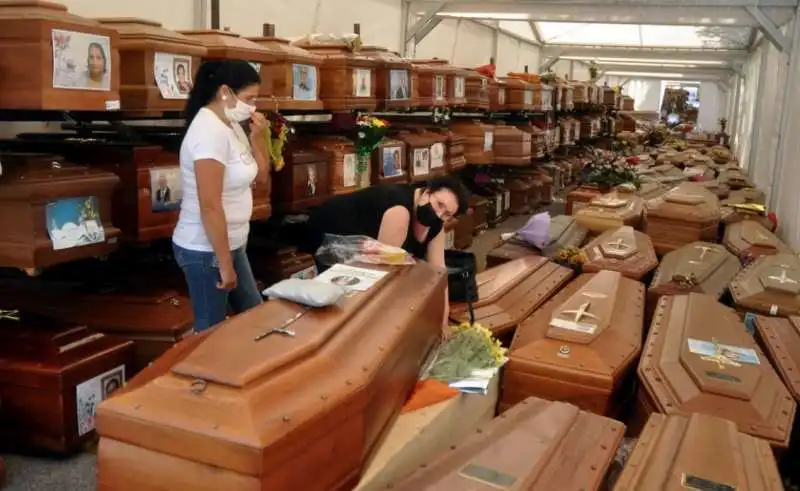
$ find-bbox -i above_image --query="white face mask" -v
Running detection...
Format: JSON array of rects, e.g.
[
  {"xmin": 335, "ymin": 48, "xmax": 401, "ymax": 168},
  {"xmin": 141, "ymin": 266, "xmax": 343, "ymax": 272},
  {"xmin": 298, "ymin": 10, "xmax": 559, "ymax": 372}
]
[{"xmin": 223, "ymin": 93, "xmax": 256, "ymax": 122}]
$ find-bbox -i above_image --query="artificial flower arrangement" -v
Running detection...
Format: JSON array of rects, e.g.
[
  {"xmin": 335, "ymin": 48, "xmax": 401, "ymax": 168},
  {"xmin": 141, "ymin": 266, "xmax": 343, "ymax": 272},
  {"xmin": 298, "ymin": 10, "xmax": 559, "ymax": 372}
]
[
  {"xmin": 554, "ymin": 245, "xmax": 586, "ymax": 273},
  {"xmin": 353, "ymin": 114, "xmax": 389, "ymax": 185},
  {"xmin": 540, "ymin": 70, "xmax": 558, "ymax": 85},
  {"xmin": 423, "ymin": 321, "xmax": 507, "ymax": 383},
  {"xmin": 579, "ymin": 152, "xmax": 641, "ymax": 190},
  {"xmin": 263, "ymin": 111, "xmax": 292, "ymax": 171}
]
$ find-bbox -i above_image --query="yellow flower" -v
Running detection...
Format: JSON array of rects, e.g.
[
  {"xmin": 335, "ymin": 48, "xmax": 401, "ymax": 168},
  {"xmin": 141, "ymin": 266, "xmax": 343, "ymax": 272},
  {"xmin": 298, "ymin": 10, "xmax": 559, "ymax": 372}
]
[{"xmin": 374, "ymin": 119, "xmax": 386, "ymax": 128}]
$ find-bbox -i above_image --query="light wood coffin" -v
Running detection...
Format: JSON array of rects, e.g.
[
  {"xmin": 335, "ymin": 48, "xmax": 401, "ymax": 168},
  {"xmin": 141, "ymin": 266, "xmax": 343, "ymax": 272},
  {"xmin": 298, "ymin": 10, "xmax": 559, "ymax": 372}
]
[
  {"xmin": 485, "ymin": 241, "xmax": 538, "ymax": 269},
  {"xmin": 730, "ymin": 253, "xmax": 800, "ymax": 317},
  {"xmin": 394, "ymin": 396, "xmax": 624, "ymax": 491},
  {"xmin": 721, "ymin": 189, "xmax": 774, "ymax": 232},
  {"xmin": 635, "ymin": 182, "xmax": 669, "ymax": 201},
  {"xmin": 359, "ymin": 46, "xmax": 414, "ymax": 111},
  {"xmin": 643, "ymin": 183, "xmax": 721, "ymax": 255},
  {"xmin": 306, "ymin": 136, "xmax": 360, "ymax": 196},
  {"xmin": 0, "ymin": 152, "xmax": 122, "ymax": 270},
  {"xmin": 96, "ymin": 18, "xmax": 206, "ymax": 113},
  {"xmin": 297, "ymin": 42, "xmax": 378, "ymax": 112},
  {"xmin": 503, "ymin": 271, "xmax": 645, "ymax": 416},
  {"xmin": 410, "ymin": 60, "xmax": 449, "ymax": 109},
  {"xmin": 580, "ymin": 226, "xmax": 658, "ymax": 280},
  {"xmin": 637, "ymin": 293, "xmax": 796, "ymax": 448},
  {"xmin": 450, "ymin": 256, "xmax": 574, "ymax": 337},
  {"xmin": 613, "ymin": 413, "xmax": 784, "ymax": 491},
  {"xmin": 96, "ymin": 263, "xmax": 447, "ymax": 491},
  {"xmin": 752, "ymin": 316, "xmax": 800, "ymax": 402},
  {"xmin": 539, "ymin": 214, "xmax": 589, "ymax": 258},
  {"xmin": 575, "ymin": 192, "xmax": 644, "ymax": 234},
  {"xmin": 723, "ymin": 220, "xmax": 790, "ymax": 263},
  {"xmin": 0, "ymin": 1, "xmax": 122, "ymax": 111}
]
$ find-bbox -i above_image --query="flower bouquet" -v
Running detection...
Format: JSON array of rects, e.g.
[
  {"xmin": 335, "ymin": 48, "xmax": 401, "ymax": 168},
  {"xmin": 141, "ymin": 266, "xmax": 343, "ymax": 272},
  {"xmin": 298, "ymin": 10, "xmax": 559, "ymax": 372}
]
[
  {"xmin": 263, "ymin": 111, "xmax": 292, "ymax": 171},
  {"xmin": 579, "ymin": 154, "xmax": 641, "ymax": 190},
  {"xmin": 554, "ymin": 245, "xmax": 586, "ymax": 274},
  {"xmin": 353, "ymin": 114, "xmax": 389, "ymax": 188}
]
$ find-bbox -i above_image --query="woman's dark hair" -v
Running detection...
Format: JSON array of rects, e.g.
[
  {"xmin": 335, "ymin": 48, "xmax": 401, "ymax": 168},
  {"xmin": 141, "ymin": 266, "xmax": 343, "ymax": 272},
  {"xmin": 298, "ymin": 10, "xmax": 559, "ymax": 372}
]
[
  {"xmin": 87, "ymin": 42, "xmax": 107, "ymax": 73},
  {"xmin": 414, "ymin": 175, "xmax": 470, "ymax": 216},
  {"xmin": 184, "ymin": 59, "xmax": 261, "ymax": 125}
]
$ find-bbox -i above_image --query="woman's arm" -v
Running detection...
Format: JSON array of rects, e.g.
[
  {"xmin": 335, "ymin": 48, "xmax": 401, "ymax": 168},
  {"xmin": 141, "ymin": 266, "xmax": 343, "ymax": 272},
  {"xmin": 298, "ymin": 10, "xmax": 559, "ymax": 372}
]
[
  {"xmin": 377, "ymin": 206, "xmax": 411, "ymax": 248},
  {"xmin": 426, "ymin": 230, "xmax": 450, "ymax": 330},
  {"xmin": 251, "ymin": 140, "xmax": 270, "ymax": 184},
  {"xmin": 195, "ymin": 159, "xmax": 234, "ymax": 278}
]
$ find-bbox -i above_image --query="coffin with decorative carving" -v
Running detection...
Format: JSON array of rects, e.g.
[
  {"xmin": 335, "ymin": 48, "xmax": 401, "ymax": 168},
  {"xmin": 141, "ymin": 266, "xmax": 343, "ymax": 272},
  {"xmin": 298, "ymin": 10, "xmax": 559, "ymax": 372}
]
[
  {"xmin": 450, "ymin": 256, "xmax": 574, "ymax": 337},
  {"xmin": 730, "ymin": 253, "xmax": 800, "ymax": 317},
  {"xmin": 96, "ymin": 262, "xmax": 447, "ymax": 491},
  {"xmin": 643, "ymin": 183, "xmax": 721, "ymax": 255},
  {"xmin": 392, "ymin": 397, "xmax": 624, "ymax": 491},
  {"xmin": 574, "ymin": 192, "xmax": 644, "ymax": 234},
  {"xmin": 580, "ymin": 226, "xmax": 658, "ymax": 280},
  {"xmin": 502, "ymin": 271, "xmax": 645, "ymax": 416},
  {"xmin": 723, "ymin": 220, "xmax": 790, "ymax": 263},
  {"xmin": 636, "ymin": 293, "xmax": 796, "ymax": 448},
  {"xmin": 614, "ymin": 413, "xmax": 784, "ymax": 491},
  {"xmin": 0, "ymin": 311, "xmax": 135, "ymax": 454}
]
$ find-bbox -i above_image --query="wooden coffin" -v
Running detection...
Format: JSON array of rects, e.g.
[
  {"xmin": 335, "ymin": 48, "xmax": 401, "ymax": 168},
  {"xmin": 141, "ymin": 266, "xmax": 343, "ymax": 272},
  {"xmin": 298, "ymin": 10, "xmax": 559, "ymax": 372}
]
[
  {"xmin": 440, "ymin": 130, "xmax": 467, "ymax": 173},
  {"xmin": 580, "ymin": 226, "xmax": 658, "ymax": 280},
  {"xmin": 0, "ymin": 311, "xmax": 135, "ymax": 454},
  {"xmin": 635, "ymin": 181, "xmax": 669, "ymax": 201},
  {"xmin": 720, "ymin": 167, "xmax": 751, "ymax": 190},
  {"xmin": 648, "ymin": 241, "xmax": 740, "ymax": 312},
  {"xmin": 450, "ymin": 256, "xmax": 574, "ymax": 337},
  {"xmin": 643, "ymin": 183, "xmax": 721, "ymax": 255},
  {"xmin": 419, "ymin": 59, "xmax": 468, "ymax": 107},
  {"xmin": 359, "ymin": 46, "xmax": 413, "ymax": 111},
  {"xmin": 297, "ymin": 42, "xmax": 377, "ymax": 111},
  {"xmin": 614, "ymin": 412, "xmax": 784, "ymax": 491},
  {"xmin": 489, "ymin": 78, "xmax": 507, "ymax": 112},
  {"xmin": 0, "ymin": 152, "xmax": 121, "ymax": 271},
  {"xmin": 506, "ymin": 178, "xmax": 532, "ymax": 215},
  {"xmin": 418, "ymin": 130, "xmax": 448, "ymax": 179},
  {"xmin": 271, "ymin": 146, "xmax": 330, "ymax": 213},
  {"xmin": 248, "ymin": 243, "xmax": 316, "ymax": 286},
  {"xmin": 486, "ymin": 241, "xmax": 538, "ymax": 269},
  {"xmin": 540, "ymin": 214, "xmax": 589, "ymax": 258},
  {"xmin": 469, "ymin": 195, "xmax": 488, "ymax": 234},
  {"xmin": 452, "ymin": 209, "xmax": 474, "ymax": 250},
  {"xmin": 371, "ymin": 136, "xmax": 407, "ymax": 185},
  {"xmin": 411, "ymin": 60, "xmax": 450, "ymax": 108},
  {"xmin": 497, "ymin": 77, "xmax": 534, "ymax": 112},
  {"xmin": 97, "ymin": 18, "xmax": 206, "ymax": 113},
  {"xmin": 95, "ymin": 262, "xmax": 447, "ymax": 491},
  {"xmin": 721, "ymin": 189, "xmax": 774, "ymax": 231},
  {"xmin": 247, "ymin": 29, "xmax": 325, "ymax": 111},
  {"xmin": 752, "ymin": 316, "xmax": 800, "ymax": 402},
  {"xmin": 723, "ymin": 220, "xmax": 790, "ymax": 263},
  {"xmin": 620, "ymin": 95, "xmax": 634, "ymax": 111},
  {"xmin": 306, "ymin": 136, "xmax": 361, "ymax": 196},
  {"xmin": 503, "ymin": 270, "xmax": 644, "ymax": 416},
  {"xmin": 637, "ymin": 293, "xmax": 796, "ymax": 448},
  {"xmin": 461, "ymin": 69, "xmax": 490, "ymax": 110},
  {"xmin": 450, "ymin": 121, "xmax": 494, "ymax": 165},
  {"xmin": 730, "ymin": 253, "xmax": 800, "ymax": 317},
  {"xmin": 575, "ymin": 192, "xmax": 644, "ymax": 234},
  {"xmin": 493, "ymin": 126, "xmax": 532, "ymax": 166},
  {"xmin": 393, "ymin": 131, "xmax": 435, "ymax": 183},
  {"xmin": 566, "ymin": 186, "xmax": 605, "ymax": 216},
  {"xmin": 393, "ymin": 397, "xmax": 624, "ymax": 491},
  {"xmin": 0, "ymin": 1, "xmax": 121, "ymax": 110},
  {"xmin": 532, "ymin": 83, "xmax": 554, "ymax": 112}
]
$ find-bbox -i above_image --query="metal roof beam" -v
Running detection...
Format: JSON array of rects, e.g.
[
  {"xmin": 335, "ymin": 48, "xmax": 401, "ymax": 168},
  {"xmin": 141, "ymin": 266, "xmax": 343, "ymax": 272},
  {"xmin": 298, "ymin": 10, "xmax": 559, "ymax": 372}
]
[
  {"xmin": 406, "ymin": 3, "xmax": 447, "ymax": 44},
  {"xmin": 543, "ymin": 45, "xmax": 748, "ymax": 62},
  {"xmin": 597, "ymin": 64, "xmax": 734, "ymax": 75},
  {"xmin": 414, "ymin": 0, "xmax": 798, "ymax": 7},
  {"xmin": 746, "ymin": 5, "xmax": 792, "ymax": 52},
  {"xmin": 604, "ymin": 72, "xmax": 727, "ymax": 81}
]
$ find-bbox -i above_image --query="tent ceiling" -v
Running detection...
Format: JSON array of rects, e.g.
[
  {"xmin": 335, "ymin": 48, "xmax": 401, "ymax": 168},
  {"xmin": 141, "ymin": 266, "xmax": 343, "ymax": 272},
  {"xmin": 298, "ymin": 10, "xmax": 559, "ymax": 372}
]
[{"xmin": 535, "ymin": 22, "xmax": 752, "ymax": 49}]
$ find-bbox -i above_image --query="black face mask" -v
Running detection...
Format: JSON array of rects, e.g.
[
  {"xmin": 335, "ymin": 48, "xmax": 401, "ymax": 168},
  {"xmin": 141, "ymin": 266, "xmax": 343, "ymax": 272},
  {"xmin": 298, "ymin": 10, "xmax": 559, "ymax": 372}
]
[{"xmin": 416, "ymin": 203, "xmax": 442, "ymax": 227}]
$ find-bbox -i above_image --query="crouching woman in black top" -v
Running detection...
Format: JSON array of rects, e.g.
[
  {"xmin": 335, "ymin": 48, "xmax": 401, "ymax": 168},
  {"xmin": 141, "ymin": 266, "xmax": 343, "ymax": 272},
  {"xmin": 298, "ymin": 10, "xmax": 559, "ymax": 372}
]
[{"xmin": 302, "ymin": 176, "xmax": 470, "ymax": 330}]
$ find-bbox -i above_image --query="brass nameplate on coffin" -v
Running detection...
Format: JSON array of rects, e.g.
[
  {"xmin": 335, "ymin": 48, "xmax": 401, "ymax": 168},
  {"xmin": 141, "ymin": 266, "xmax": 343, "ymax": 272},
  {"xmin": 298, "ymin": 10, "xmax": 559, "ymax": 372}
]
[
  {"xmin": 458, "ymin": 463, "xmax": 518, "ymax": 489},
  {"xmin": 681, "ymin": 473, "xmax": 736, "ymax": 491},
  {"xmin": 705, "ymin": 371, "xmax": 743, "ymax": 384},
  {"xmin": 670, "ymin": 244, "xmax": 723, "ymax": 284},
  {"xmin": 758, "ymin": 266, "xmax": 800, "ymax": 295}
]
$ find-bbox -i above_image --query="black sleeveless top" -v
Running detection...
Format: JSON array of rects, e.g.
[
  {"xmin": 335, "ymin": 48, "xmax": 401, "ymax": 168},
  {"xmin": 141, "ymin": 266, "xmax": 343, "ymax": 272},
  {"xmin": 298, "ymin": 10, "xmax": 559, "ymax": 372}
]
[{"xmin": 304, "ymin": 183, "xmax": 442, "ymax": 259}]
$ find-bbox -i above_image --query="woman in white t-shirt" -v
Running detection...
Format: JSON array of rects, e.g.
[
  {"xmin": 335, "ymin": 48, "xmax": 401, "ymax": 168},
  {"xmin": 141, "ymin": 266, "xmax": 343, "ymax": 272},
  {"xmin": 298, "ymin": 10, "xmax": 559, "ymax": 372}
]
[{"xmin": 172, "ymin": 60, "xmax": 269, "ymax": 332}]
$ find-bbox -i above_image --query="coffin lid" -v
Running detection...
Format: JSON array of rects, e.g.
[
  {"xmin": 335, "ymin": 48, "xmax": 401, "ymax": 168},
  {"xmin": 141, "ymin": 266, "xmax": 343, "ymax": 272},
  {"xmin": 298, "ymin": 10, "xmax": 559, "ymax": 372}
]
[
  {"xmin": 735, "ymin": 220, "xmax": 783, "ymax": 249},
  {"xmin": 590, "ymin": 192, "xmax": 630, "ymax": 209},
  {"xmin": 640, "ymin": 293, "xmax": 795, "ymax": 446},
  {"xmin": 547, "ymin": 270, "xmax": 620, "ymax": 344},
  {"xmin": 359, "ymin": 45, "xmax": 412, "ymax": 68},
  {"xmin": 245, "ymin": 35, "xmax": 324, "ymax": 62},
  {"xmin": 668, "ymin": 242, "xmax": 730, "ymax": 284},
  {"xmin": 290, "ymin": 40, "xmax": 376, "ymax": 64},
  {"xmin": 0, "ymin": 151, "xmax": 103, "ymax": 182},
  {"xmin": 391, "ymin": 397, "xmax": 624, "ymax": 491},
  {"xmin": 0, "ymin": 1, "xmax": 107, "ymax": 29},
  {"xmin": 178, "ymin": 29, "xmax": 275, "ymax": 62},
  {"xmin": 0, "ymin": 311, "xmax": 99, "ymax": 360},
  {"xmin": 614, "ymin": 413, "xmax": 784, "ymax": 491},
  {"xmin": 287, "ymin": 146, "xmax": 329, "ymax": 164},
  {"xmin": 730, "ymin": 253, "xmax": 800, "ymax": 315},
  {"xmin": 543, "ymin": 215, "xmax": 586, "ymax": 250},
  {"xmin": 753, "ymin": 316, "xmax": 800, "ymax": 401},
  {"xmin": 595, "ymin": 226, "xmax": 639, "ymax": 260},
  {"xmin": 96, "ymin": 18, "xmax": 207, "ymax": 53}
]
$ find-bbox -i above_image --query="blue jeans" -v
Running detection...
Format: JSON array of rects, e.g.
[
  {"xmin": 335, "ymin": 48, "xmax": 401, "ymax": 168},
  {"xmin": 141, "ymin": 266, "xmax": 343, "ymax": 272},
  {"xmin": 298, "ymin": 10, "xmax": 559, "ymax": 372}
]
[{"xmin": 173, "ymin": 243, "xmax": 263, "ymax": 332}]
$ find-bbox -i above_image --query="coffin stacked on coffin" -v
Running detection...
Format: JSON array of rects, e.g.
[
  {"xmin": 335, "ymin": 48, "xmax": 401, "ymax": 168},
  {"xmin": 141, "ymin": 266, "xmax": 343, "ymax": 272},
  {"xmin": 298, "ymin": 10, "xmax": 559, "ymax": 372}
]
[
  {"xmin": 643, "ymin": 182, "xmax": 721, "ymax": 255},
  {"xmin": 580, "ymin": 226, "xmax": 658, "ymax": 281},
  {"xmin": 574, "ymin": 192, "xmax": 644, "ymax": 235},
  {"xmin": 723, "ymin": 220, "xmax": 791, "ymax": 263},
  {"xmin": 96, "ymin": 262, "xmax": 446, "ymax": 491}
]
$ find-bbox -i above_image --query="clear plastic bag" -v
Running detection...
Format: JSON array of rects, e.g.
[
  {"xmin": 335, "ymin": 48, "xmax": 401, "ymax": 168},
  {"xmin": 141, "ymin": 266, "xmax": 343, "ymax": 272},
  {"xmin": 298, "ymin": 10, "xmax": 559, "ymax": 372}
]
[{"xmin": 315, "ymin": 234, "xmax": 416, "ymax": 267}]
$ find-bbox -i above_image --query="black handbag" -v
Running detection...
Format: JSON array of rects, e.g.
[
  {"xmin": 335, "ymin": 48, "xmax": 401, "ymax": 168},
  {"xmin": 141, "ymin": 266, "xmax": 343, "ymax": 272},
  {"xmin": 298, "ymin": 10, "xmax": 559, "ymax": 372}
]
[{"xmin": 444, "ymin": 250, "xmax": 477, "ymax": 325}]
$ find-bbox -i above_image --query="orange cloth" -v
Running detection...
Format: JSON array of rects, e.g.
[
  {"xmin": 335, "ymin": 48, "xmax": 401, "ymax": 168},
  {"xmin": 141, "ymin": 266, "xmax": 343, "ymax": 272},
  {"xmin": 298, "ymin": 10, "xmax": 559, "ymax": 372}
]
[{"xmin": 401, "ymin": 379, "xmax": 460, "ymax": 413}]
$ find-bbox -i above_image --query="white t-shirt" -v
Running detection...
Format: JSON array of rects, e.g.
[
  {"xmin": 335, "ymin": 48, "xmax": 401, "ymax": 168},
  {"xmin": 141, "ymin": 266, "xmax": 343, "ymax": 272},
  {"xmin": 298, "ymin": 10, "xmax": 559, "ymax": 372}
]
[{"xmin": 172, "ymin": 108, "xmax": 259, "ymax": 252}]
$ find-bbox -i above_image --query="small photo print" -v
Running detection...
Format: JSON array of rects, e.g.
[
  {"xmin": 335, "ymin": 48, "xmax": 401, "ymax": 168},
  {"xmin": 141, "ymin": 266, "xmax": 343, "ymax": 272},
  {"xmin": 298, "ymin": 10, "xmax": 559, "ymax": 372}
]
[
  {"xmin": 524, "ymin": 89, "xmax": 533, "ymax": 106},
  {"xmin": 454, "ymin": 76, "xmax": 465, "ymax": 98},
  {"xmin": 46, "ymin": 196, "xmax": 106, "ymax": 251},
  {"xmin": 353, "ymin": 68, "xmax": 372, "ymax": 97},
  {"xmin": 315, "ymin": 263, "xmax": 388, "ymax": 292},
  {"xmin": 390, "ymin": 69, "xmax": 409, "ymax": 100},
  {"xmin": 292, "ymin": 64, "xmax": 317, "ymax": 101},
  {"xmin": 154, "ymin": 52, "xmax": 192, "ymax": 99},
  {"xmin": 306, "ymin": 165, "xmax": 318, "ymax": 197},
  {"xmin": 52, "ymin": 29, "xmax": 111, "ymax": 91},
  {"xmin": 382, "ymin": 146, "xmax": 403, "ymax": 178},
  {"xmin": 343, "ymin": 153, "xmax": 357, "ymax": 188},
  {"xmin": 149, "ymin": 166, "xmax": 182, "ymax": 212},
  {"xmin": 76, "ymin": 365, "xmax": 126, "ymax": 437},
  {"xmin": 434, "ymin": 75, "xmax": 445, "ymax": 100},
  {"xmin": 687, "ymin": 338, "xmax": 760, "ymax": 365},
  {"xmin": 413, "ymin": 148, "xmax": 430, "ymax": 177},
  {"xmin": 498, "ymin": 88, "xmax": 506, "ymax": 105},
  {"xmin": 430, "ymin": 142, "xmax": 445, "ymax": 169}
]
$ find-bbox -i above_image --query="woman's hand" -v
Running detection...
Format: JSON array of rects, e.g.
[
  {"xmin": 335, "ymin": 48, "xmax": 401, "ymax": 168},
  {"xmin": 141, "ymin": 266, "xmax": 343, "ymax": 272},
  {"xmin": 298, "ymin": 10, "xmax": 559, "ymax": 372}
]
[
  {"xmin": 249, "ymin": 112, "xmax": 269, "ymax": 146},
  {"xmin": 217, "ymin": 264, "xmax": 238, "ymax": 291}
]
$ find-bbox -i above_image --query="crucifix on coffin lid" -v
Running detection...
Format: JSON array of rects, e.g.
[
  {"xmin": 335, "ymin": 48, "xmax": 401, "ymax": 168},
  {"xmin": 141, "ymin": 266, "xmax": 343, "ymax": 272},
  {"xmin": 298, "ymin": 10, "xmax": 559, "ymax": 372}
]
[
  {"xmin": 550, "ymin": 291, "xmax": 607, "ymax": 335},
  {"xmin": 699, "ymin": 338, "xmax": 742, "ymax": 370},
  {"xmin": 767, "ymin": 269, "xmax": 798, "ymax": 286}
]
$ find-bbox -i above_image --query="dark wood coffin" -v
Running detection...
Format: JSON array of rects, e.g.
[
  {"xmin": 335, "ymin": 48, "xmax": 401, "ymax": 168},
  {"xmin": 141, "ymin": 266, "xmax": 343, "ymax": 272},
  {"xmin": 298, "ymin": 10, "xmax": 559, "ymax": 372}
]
[
  {"xmin": 575, "ymin": 192, "xmax": 644, "ymax": 234},
  {"xmin": 392, "ymin": 397, "xmax": 623, "ymax": 491},
  {"xmin": 723, "ymin": 220, "xmax": 790, "ymax": 263},
  {"xmin": 410, "ymin": 60, "xmax": 449, "ymax": 109},
  {"xmin": 96, "ymin": 18, "xmax": 206, "ymax": 113},
  {"xmin": 450, "ymin": 209, "xmax": 473, "ymax": 250},
  {"xmin": 469, "ymin": 195, "xmax": 488, "ymax": 235},
  {"xmin": 449, "ymin": 121, "xmax": 494, "ymax": 165},
  {"xmin": 299, "ymin": 42, "xmax": 377, "ymax": 112},
  {"xmin": 450, "ymin": 256, "xmax": 574, "ymax": 337},
  {"xmin": 0, "ymin": 311, "xmax": 134, "ymax": 454},
  {"xmin": 306, "ymin": 136, "xmax": 361, "ymax": 196},
  {"xmin": 489, "ymin": 78, "xmax": 507, "ymax": 112},
  {"xmin": 486, "ymin": 241, "xmax": 538, "ymax": 269},
  {"xmin": 95, "ymin": 262, "xmax": 446, "ymax": 491},
  {"xmin": 271, "ymin": 146, "xmax": 330, "ymax": 213},
  {"xmin": 393, "ymin": 131, "xmax": 434, "ymax": 183},
  {"xmin": 540, "ymin": 214, "xmax": 589, "ymax": 258},
  {"xmin": 360, "ymin": 46, "xmax": 413, "ymax": 111},
  {"xmin": 497, "ymin": 77, "xmax": 534, "ymax": 112},
  {"xmin": 247, "ymin": 31, "xmax": 325, "ymax": 112},
  {"xmin": 730, "ymin": 253, "xmax": 800, "ymax": 317},
  {"xmin": 439, "ymin": 129, "xmax": 467, "ymax": 173},
  {"xmin": 0, "ymin": 1, "xmax": 121, "ymax": 110},
  {"xmin": 643, "ymin": 183, "xmax": 721, "ymax": 255},
  {"xmin": 461, "ymin": 69, "xmax": 490, "ymax": 110},
  {"xmin": 580, "ymin": 226, "xmax": 658, "ymax": 280},
  {"xmin": 752, "ymin": 316, "xmax": 800, "ymax": 402},
  {"xmin": 248, "ymin": 243, "xmax": 316, "ymax": 286},
  {"xmin": 0, "ymin": 152, "xmax": 121, "ymax": 271},
  {"xmin": 614, "ymin": 412, "xmax": 784, "ymax": 491},
  {"xmin": 503, "ymin": 270, "xmax": 644, "ymax": 416},
  {"xmin": 371, "ymin": 137, "xmax": 407, "ymax": 185},
  {"xmin": 637, "ymin": 293, "xmax": 796, "ymax": 448}
]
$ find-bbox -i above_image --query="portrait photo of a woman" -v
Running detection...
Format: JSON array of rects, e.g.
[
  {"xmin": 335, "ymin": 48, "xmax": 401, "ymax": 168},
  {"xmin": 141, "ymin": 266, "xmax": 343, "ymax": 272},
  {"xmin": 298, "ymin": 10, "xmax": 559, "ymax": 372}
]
[
  {"xmin": 52, "ymin": 30, "xmax": 111, "ymax": 91},
  {"xmin": 174, "ymin": 61, "xmax": 193, "ymax": 94},
  {"xmin": 83, "ymin": 42, "xmax": 108, "ymax": 90}
]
